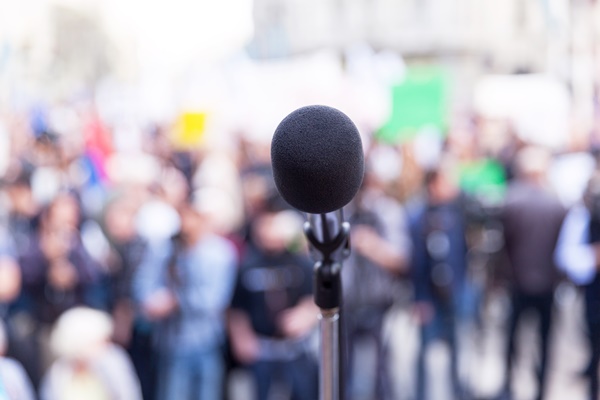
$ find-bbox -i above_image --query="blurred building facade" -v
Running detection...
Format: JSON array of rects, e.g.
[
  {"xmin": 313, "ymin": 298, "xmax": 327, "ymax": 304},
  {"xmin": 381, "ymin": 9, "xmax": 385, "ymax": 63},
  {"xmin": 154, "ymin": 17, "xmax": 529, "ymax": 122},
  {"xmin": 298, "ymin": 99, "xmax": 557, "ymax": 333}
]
[
  {"xmin": 1, "ymin": 0, "xmax": 600, "ymax": 144},
  {"xmin": 251, "ymin": 0, "xmax": 570, "ymax": 70},
  {"xmin": 250, "ymin": 0, "xmax": 600, "ymax": 116}
]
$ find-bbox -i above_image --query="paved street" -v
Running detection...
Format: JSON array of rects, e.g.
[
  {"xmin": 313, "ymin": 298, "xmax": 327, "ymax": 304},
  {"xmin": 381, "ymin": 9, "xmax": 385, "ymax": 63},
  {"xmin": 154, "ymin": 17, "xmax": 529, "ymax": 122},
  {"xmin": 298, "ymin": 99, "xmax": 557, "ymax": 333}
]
[
  {"xmin": 384, "ymin": 283, "xmax": 590, "ymax": 400},
  {"xmin": 228, "ymin": 283, "xmax": 592, "ymax": 400}
]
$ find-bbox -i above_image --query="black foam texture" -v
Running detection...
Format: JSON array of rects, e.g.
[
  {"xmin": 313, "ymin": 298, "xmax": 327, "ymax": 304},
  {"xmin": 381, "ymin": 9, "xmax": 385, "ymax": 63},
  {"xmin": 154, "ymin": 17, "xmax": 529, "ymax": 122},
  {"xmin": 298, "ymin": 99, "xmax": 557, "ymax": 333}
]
[{"xmin": 271, "ymin": 105, "xmax": 364, "ymax": 214}]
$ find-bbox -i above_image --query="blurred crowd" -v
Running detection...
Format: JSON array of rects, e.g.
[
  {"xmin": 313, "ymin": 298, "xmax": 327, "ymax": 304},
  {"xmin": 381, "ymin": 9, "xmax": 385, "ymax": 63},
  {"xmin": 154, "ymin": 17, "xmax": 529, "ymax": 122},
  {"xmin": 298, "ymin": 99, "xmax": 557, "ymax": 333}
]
[{"xmin": 0, "ymin": 102, "xmax": 600, "ymax": 400}]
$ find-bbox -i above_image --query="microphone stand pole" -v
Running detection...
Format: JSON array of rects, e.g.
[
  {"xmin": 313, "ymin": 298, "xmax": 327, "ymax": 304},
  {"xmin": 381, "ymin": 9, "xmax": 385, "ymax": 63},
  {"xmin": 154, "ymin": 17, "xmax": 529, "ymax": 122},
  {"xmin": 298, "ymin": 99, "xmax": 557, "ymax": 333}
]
[{"xmin": 304, "ymin": 214, "xmax": 350, "ymax": 400}]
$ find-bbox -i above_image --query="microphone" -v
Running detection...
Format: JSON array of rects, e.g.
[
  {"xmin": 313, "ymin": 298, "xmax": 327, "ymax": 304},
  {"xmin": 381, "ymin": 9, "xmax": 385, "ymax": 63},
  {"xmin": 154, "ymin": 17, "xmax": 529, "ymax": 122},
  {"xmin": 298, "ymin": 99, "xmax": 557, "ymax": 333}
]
[
  {"xmin": 271, "ymin": 105, "xmax": 364, "ymax": 215},
  {"xmin": 270, "ymin": 105, "xmax": 364, "ymax": 400},
  {"xmin": 271, "ymin": 105, "xmax": 364, "ymax": 261}
]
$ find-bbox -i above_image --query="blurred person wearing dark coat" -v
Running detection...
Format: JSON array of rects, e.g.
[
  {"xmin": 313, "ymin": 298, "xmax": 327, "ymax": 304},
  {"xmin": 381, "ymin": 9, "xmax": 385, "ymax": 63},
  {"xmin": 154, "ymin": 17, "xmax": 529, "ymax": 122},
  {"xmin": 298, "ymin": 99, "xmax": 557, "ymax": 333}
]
[
  {"xmin": 409, "ymin": 161, "xmax": 472, "ymax": 400},
  {"xmin": 18, "ymin": 192, "xmax": 104, "ymax": 325},
  {"xmin": 17, "ymin": 192, "xmax": 105, "ymax": 384},
  {"xmin": 0, "ymin": 320, "xmax": 35, "ymax": 400},
  {"xmin": 102, "ymin": 193, "xmax": 154, "ymax": 400},
  {"xmin": 0, "ymin": 239, "xmax": 36, "ymax": 392},
  {"xmin": 343, "ymin": 171, "xmax": 410, "ymax": 400},
  {"xmin": 0, "ymin": 180, "xmax": 42, "ymax": 388},
  {"xmin": 228, "ymin": 196, "xmax": 319, "ymax": 400},
  {"xmin": 498, "ymin": 147, "xmax": 566, "ymax": 400}
]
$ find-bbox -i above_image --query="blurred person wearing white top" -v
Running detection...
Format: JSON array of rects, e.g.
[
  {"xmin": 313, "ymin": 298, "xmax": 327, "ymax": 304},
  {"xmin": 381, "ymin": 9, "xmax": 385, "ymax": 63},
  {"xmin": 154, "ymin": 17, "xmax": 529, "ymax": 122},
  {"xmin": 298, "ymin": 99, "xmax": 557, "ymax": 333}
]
[{"xmin": 40, "ymin": 307, "xmax": 142, "ymax": 400}]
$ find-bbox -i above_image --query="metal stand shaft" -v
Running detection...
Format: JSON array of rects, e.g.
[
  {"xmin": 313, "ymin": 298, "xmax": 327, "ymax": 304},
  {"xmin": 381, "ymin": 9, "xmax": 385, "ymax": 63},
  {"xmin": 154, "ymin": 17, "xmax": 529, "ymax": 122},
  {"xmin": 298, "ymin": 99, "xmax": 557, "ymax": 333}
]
[
  {"xmin": 314, "ymin": 259, "xmax": 342, "ymax": 400},
  {"xmin": 319, "ymin": 308, "xmax": 340, "ymax": 400}
]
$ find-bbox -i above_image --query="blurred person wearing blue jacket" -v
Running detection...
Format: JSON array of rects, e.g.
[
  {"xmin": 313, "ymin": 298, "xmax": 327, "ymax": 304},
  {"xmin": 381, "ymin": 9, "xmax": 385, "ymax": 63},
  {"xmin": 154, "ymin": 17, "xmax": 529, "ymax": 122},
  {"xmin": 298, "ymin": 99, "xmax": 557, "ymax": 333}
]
[
  {"xmin": 134, "ymin": 188, "xmax": 237, "ymax": 400},
  {"xmin": 555, "ymin": 171, "xmax": 600, "ymax": 400},
  {"xmin": 409, "ymin": 162, "xmax": 472, "ymax": 400}
]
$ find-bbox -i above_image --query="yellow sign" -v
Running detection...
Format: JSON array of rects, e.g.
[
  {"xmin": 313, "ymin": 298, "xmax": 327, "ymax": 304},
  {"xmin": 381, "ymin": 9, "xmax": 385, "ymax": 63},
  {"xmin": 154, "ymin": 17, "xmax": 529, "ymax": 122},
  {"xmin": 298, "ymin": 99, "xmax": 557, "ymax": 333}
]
[{"xmin": 172, "ymin": 112, "xmax": 207, "ymax": 149}]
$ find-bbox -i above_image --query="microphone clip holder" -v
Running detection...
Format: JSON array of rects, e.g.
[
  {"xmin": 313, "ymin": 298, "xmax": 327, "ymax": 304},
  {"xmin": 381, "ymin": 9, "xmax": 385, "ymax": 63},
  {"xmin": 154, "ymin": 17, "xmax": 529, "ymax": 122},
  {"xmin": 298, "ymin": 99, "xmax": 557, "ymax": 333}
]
[
  {"xmin": 303, "ymin": 216, "xmax": 350, "ymax": 400},
  {"xmin": 303, "ymin": 220, "xmax": 350, "ymax": 309}
]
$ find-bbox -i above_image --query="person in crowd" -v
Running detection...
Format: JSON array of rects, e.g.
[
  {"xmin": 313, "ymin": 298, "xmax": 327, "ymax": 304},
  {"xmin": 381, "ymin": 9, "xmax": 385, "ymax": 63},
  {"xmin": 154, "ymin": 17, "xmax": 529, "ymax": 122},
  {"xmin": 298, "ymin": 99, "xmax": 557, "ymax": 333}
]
[
  {"xmin": 134, "ymin": 188, "xmax": 237, "ymax": 400},
  {"xmin": 0, "ymin": 247, "xmax": 36, "ymax": 391},
  {"xmin": 19, "ymin": 192, "xmax": 105, "ymax": 323},
  {"xmin": 0, "ymin": 187, "xmax": 42, "ymax": 388},
  {"xmin": 222, "ymin": 165, "xmax": 274, "ymax": 397},
  {"xmin": 409, "ymin": 159, "xmax": 472, "ymax": 400},
  {"xmin": 16, "ymin": 191, "xmax": 105, "ymax": 385},
  {"xmin": 228, "ymin": 194, "xmax": 319, "ymax": 400},
  {"xmin": 102, "ymin": 192, "xmax": 155, "ymax": 400},
  {"xmin": 0, "ymin": 320, "xmax": 36, "ymax": 400},
  {"xmin": 555, "ymin": 170, "xmax": 600, "ymax": 400},
  {"xmin": 343, "ymin": 169, "xmax": 410, "ymax": 400},
  {"xmin": 497, "ymin": 146, "xmax": 566, "ymax": 400},
  {"xmin": 40, "ymin": 307, "xmax": 142, "ymax": 400},
  {"xmin": 18, "ymin": 192, "xmax": 106, "ymax": 387}
]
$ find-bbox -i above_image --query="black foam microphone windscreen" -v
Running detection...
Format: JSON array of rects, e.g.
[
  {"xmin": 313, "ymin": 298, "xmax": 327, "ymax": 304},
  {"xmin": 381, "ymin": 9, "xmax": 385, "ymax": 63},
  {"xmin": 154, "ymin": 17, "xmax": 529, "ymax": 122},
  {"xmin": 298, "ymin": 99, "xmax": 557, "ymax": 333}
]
[{"xmin": 271, "ymin": 105, "xmax": 364, "ymax": 214}]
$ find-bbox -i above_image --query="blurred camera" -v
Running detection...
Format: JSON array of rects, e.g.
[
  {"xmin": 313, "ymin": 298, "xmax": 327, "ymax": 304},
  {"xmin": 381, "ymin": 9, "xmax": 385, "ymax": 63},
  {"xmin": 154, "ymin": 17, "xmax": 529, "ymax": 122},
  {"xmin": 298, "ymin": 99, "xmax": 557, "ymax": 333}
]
[
  {"xmin": 588, "ymin": 191, "xmax": 600, "ymax": 220},
  {"xmin": 585, "ymin": 173, "xmax": 600, "ymax": 220}
]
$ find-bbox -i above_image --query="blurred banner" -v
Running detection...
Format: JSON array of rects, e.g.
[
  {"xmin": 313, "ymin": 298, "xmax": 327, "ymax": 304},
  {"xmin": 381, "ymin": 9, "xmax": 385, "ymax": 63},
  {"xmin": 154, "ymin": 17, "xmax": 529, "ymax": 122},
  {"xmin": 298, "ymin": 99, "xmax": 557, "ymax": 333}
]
[
  {"xmin": 459, "ymin": 158, "xmax": 506, "ymax": 203},
  {"xmin": 377, "ymin": 66, "xmax": 448, "ymax": 144},
  {"xmin": 474, "ymin": 74, "xmax": 570, "ymax": 149}
]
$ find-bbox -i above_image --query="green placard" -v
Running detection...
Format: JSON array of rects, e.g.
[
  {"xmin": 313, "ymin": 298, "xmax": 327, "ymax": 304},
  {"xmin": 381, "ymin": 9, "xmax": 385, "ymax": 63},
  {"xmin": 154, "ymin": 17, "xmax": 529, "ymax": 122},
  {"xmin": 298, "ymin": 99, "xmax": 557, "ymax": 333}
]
[
  {"xmin": 377, "ymin": 66, "xmax": 448, "ymax": 143},
  {"xmin": 459, "ymin": 158, "xmax": 506, "ymax": 203}
]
